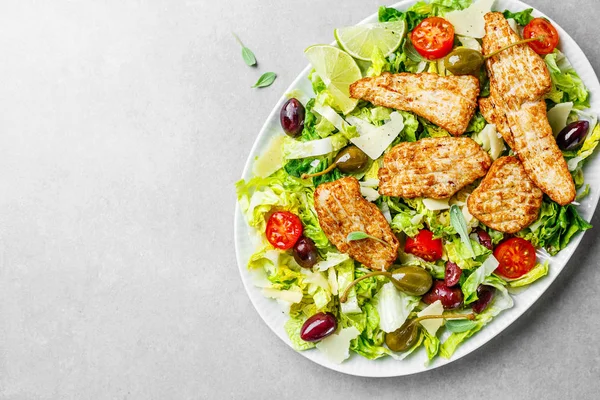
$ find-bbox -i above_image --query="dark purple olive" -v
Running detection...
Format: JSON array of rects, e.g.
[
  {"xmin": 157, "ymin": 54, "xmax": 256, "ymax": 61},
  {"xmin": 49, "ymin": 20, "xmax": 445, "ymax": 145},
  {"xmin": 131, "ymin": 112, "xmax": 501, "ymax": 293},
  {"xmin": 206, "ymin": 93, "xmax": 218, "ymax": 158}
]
[
  {"xmin": 445, "ymin": 261, "xmax": 462, "ymax": 287},
  {"xmin": 476, "ymin": 229, "xmax": 493, "ymax": 250},
  {"xmin": 422, "ymin": 280, "xmax": 464, "ymax": 309},
  {"xmin": 556, "ymin": 120, "xmax": 590, "ymax": 151},
  {"xmin": 293, "ymin": 236, "xmax": 318, "ymax": 268},
  {"xmin": 300, "ymin": 312, "xmax": 337, "ymax": 342},
  {"xmin": 280, "ymin": 98, "xmax": 305, "ymax": 137},
  {"xmin": 471, "ymin": 285, "xmax": 496, "ymax": 314}
]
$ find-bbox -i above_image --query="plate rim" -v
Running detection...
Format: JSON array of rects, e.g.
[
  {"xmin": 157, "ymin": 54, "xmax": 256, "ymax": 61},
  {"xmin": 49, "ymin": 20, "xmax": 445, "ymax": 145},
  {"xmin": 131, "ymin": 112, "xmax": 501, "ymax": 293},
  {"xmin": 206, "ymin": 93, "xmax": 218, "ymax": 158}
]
[{"xmin": 234, "ymin": 0, "xmax": 600, "ymax": 377}]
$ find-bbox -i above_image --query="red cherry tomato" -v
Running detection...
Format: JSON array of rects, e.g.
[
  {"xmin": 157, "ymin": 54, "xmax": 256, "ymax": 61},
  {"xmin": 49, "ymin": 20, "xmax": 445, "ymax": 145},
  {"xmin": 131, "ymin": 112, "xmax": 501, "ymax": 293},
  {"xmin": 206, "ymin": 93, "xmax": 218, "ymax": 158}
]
[
  {"xmin": 523, "ymin": 18, "xmax": 559, "ymax": 55},
  {"xmin": 410, "ymin": 17, "xmax": 455, "ymax": 60},
  {"xmin": 493, "ymin": 238, "xmax": 536, "ymax": 279},
  {"xmin": 405, "ymin": 229, "xmax": 443, "ymax": 262},
  {"xmin": 265, "ymin": 211, "xmax": 303, "ymax": 250}
]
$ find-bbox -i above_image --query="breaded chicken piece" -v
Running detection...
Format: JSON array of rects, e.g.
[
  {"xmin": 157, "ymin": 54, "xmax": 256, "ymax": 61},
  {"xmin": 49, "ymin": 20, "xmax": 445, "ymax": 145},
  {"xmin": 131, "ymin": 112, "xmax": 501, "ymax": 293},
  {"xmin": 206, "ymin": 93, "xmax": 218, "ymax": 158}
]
[
  {"xmin": 349, "ymin": 72, "xmax": 479, "ymax": 136},
  {"xmin": 379, "ymin": 137, "xmax": 492, "ymax": 199},
  {"xmin": 504, "ymin": 100, "xmax": 576, "ymax": 205},
  {"xmin": 468, "ymin": 156, "xmax": 543, "ymax": 233},
  {"xmin": 479, "ymin": 88, "xmax": 514, "ymax": 149},
  {"xmin": 314, "ymin": 177, "xmax": 399, "ymax": 270},
  {"xmin": 482, "ymin": 12, "xmax": 576, "ymax": 205},
  {"xmin": 483, "ymin": 12, "xmax": 551, "ymax": 109}
]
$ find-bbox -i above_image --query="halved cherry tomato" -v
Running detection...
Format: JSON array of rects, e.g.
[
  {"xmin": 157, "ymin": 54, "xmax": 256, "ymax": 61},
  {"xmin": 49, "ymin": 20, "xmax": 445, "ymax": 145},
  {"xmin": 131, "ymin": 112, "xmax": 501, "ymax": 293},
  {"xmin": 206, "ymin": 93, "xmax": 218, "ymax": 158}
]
[
  {"xmin": 266, "ymin": 211, "xmax": 303, "ymax": 250},
  {"xmin": 493, "ymin": 237, "xmax": 536, "ymax": 279},
  {"xmin": 405, "ymin": 229, "xmax": 443, "ymax": 262},
  {"xmin": 410, "ymin": 17, "xmax": 455, "ymax": 60},
  {"xmin": 523, "ymin": 18, "xmax": 559, "ymax": 55}
]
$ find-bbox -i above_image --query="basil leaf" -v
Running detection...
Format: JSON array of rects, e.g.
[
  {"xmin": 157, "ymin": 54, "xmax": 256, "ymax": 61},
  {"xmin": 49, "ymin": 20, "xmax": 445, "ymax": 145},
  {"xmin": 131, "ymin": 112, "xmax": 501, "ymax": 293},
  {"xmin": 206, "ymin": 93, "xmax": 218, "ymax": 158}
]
[
  {"xmin": 449, "ymin": 205, "xmax": 474, "ymax": 257},
  {"xmin": 252, "ymin": 72, "xmax": 277, "ymax": 88},
  {"xmin": 404, "ymin": 38, "xmax": 427, "ymax": 63},
  {"xmin": 242, "ymin": 47, "xmax": 257, "ymax": 66},
  {"xmin": 233, "ymin": 33, "xmax": 257, "ymax": 66},
  {"xmin": 346, "ymin": 231, "xmax": 388, "ymax": 246},
  {"xmin": 445, "ymin": 319, "xmax": 478, "ymax": 333}
]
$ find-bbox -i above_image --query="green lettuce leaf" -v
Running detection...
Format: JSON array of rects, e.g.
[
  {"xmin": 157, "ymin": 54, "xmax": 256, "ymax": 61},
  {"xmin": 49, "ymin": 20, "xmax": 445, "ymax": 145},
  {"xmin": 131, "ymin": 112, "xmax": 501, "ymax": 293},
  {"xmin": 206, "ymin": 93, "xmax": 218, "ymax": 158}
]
[
  {"xmin": 391, "ymin": 209, "xmax": 424, "ymax": 237},
  {"xmin": 516, "ymin": 200, "xmax": 592, "ymax": 255},
  {"xmin": 337, "ymin": 260, "xmax": 362, "ymax": 314},
  {"xmin": 374, "ymin": 282, "xmax": 420, "ymax": 333},
  {"xmin": 236, "ymin": 170, "xmax": 305, "ymax": 231},
  {"xmin": 441, "ymin": 275, "xmax": 513, "ymax": 358},
  {"xmin": 544, "ymin": 50, "xmax": 590, "ymax": 107},
  {"xmin": 461, "ymin": 255, "xmax": 499, "ymax": 304},
  {"xmin": 403, "ymin": 198, "xmax": 457, "ymax": 237},
  {"xmin": 466, "ymin": 112, "xmax": 487, "ymax": 134},
  {"xmin": 509, "ymin": 261, "xmax": 549, "ymax": 288},
  {"xmin": 502, "ymin": 8, "xmax": 534, "ymax": 26},
  {"xmin": 378, "ymin": 7, "xmax": 428, "ymax": 31},
  {"xmin": 345, "ymin": 302, "xmax": 390, "ymax": 360},
  {"xmin": 285, "ymin": 317, "xmax": 315, "ymax": 351},
  {"xmin": 577, "ymin": 123, "xmax": 600, "ymax": 162},
  {"xmin": 418, "ymin": 116, "xmax": 451, "ymax": 138},
  {"xmin": 410, "ymin": 0, "xmax": 472, "ymax": 16},
  {"xmin": 445, "ymin": 238, "xmax": 491, "ymax": 270},
  {"xmin": 422, "ymin": 329, "xmax": 441, "ymax": 361}
]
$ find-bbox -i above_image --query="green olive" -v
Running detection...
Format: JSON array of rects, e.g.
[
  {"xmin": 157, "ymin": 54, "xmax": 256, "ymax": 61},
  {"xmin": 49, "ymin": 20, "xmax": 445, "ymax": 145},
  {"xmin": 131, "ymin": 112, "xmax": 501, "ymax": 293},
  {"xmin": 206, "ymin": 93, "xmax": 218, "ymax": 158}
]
[
  {"xmin": 444, "ymin": 47, "xmax": 484, "ymax": 76},
  {"xmin": 389, "ymin": 266, "xmax": 433, "ymax": 296},
  {"xmin": 385, "ymin": 320, "xmax": 420, "ymax": 352},
  {"xmin": 334, "ymin": 145, "xmax": 369, "ymax": 173}
]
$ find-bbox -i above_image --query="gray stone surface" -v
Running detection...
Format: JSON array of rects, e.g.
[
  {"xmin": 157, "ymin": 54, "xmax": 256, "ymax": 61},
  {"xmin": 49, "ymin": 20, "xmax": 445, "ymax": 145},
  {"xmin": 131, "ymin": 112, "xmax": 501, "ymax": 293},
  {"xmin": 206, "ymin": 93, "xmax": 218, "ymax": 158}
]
[{"xmin": 1, "ymin": 0, "xmax": 600, "ymax": 399}]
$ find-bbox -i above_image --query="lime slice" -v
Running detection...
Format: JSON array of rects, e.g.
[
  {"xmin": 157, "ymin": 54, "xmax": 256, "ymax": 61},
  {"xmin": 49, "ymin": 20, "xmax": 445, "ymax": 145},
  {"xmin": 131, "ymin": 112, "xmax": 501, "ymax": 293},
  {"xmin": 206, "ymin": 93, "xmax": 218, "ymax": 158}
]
[
  {"xmin": 334, "ymin": 20, "xmax": 407, "ymax": 61},
  {"xmin": 304, "ymin": 44, "xmax": 362, "ymax": 115}
]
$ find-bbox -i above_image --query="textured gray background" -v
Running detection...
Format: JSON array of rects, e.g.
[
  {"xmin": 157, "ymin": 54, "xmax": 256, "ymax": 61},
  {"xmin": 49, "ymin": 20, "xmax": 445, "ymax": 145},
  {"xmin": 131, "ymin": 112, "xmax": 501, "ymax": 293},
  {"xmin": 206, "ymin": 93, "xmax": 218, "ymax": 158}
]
[{"xmin": 1, "ymin": 0, "xmax": 599, "ymax": 399}]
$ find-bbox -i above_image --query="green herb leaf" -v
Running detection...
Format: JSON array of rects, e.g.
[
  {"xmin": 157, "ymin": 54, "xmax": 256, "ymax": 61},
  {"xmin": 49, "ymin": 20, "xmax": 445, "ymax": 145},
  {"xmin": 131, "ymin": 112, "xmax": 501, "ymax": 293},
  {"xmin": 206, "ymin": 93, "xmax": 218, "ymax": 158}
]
[
  {"xmin": 252, "ymin": 72, "xmax": 277, "ymax": 88},
  {"xmin": 404, "ymin": 38, "xmax": 427, "ymax": 63},
  {"xmin": 445, "ymin": 319, "xmax": 478, "ymax": 333},
  {"xmin": 233, "ymin": 33, "xmax": 257, "ymax": 67},
  {"xmin": 346, "ymin": 231, "xmax": 388, "ymax": 246},
  {"xmin": 242, "ymin": 47, "xmax": 257, "ymax": 66},
  {"xmin": 449, "ymin": 205, "xmax": 474, "ymax": 257}
]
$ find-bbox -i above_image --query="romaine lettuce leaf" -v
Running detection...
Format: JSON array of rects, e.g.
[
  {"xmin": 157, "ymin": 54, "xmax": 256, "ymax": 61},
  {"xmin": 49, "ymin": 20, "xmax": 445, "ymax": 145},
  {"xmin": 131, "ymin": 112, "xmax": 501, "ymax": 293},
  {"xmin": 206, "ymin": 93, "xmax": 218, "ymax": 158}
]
[
  {"xmin": 502, "ymin": 8, "xmax": 534, "ymax": 26},
  {"xmin": 410, "ymin": 0, "xmax": 472, "ymax": 16},
  {"xmin": 402, "ymin": 198, "xmax": 457, "ymax": 237},
  {"xmin": 508, "ymin": 261, "xmax": 549, "ymax": 288},
  {"xmin": 345, "ymin": 302, "xmax": 390, "ymax": 360},
  {"xmin": 461, "ymin": 255, "xmax": 499, "ymax": 304},
  {"xmin": 577, "ymin": 123, "xmax": 600, "ymax": 162},
  {"xmin": 544, "ymin": 50, "xmax": 590, "ymax": 107},
  {"xmin": 337, "ymin": 260, "xmax": 362, "ymax": 314},
  {"xmin": 374, "ymin": 282, "xmax": 420, "ymax": 333},
  {"xmin": 445, "ymin": 238, "xmax": 491, "ymax": 270},
  {"xmin": 378, "ymin": 7, "xmax": 427, "ymax": 31},
  {"xmin": 516, "ymin": 200, "xmax": 592, "ymax": 255},
  {"xmin": 391, "ymin": 209, "xmax": 424, "ymax": 237},
  {"xmin": 236, "ymin": 170, "xmax": 305, "ymax": 231},
  {"xmin": 440, "ymin": 275, "xmax": 513, "ymax": 358},
  {"xmin": 285, "ymin": 317, "xmax": 315, "ymax": 351},
  {"xmin": 422, "ymin": 329, "xmax": 441, "ymax": 361}
]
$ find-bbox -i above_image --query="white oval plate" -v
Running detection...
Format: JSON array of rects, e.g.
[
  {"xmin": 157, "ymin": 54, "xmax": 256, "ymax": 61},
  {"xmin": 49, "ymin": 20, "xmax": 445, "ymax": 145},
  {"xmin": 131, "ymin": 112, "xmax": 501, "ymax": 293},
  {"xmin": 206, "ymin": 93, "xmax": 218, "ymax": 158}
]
[{"xmin": 234, "ymin": 0, "xmax": 600, "ymax": 377}]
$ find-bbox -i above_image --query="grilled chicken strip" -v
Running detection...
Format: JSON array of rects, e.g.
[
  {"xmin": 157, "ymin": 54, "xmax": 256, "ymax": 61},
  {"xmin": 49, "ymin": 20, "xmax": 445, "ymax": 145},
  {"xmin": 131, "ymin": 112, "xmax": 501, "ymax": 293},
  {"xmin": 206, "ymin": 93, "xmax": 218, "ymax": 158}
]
[
  {"xmin": 379, "ymin": 137, "xmax": 492, "ymax": 199},
  {"xmin": 482, "ymin": 12, "xmax": 551, "ymax": 109},
  {"xmin": 468, "ymin": 156, "xmax": 543, "ymax": 233},
  {"xmin": 314, "ymin": 177, "xmax": 399, "ymax": 270},
  {"xmin": 349, "ymin": 72, "xmax": 480, "ymax": 136},
  {"xmin": 482, "ymin": 12, "xmax": 575, "ymax": 205}
]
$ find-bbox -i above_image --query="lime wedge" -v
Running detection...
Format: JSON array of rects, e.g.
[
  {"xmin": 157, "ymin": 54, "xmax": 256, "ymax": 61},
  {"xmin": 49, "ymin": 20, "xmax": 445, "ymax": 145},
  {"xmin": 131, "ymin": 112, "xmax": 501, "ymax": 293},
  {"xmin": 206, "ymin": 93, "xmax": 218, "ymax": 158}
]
[
  {"xmin": 334, "ymin": 20, "xmax": 407, "ymax": 61},
  {"xmin": 304, "ymin": 44, "xmax": 362, "ymax": 115}
]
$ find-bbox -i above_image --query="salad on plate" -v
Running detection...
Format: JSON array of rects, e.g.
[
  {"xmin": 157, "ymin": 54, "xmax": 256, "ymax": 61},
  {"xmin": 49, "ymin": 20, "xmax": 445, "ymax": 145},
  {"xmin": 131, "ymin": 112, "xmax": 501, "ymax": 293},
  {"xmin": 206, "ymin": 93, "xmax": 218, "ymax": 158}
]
[{"xmin": 236, "ymin": 0, "xmax": 598, "ymax": 365}]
